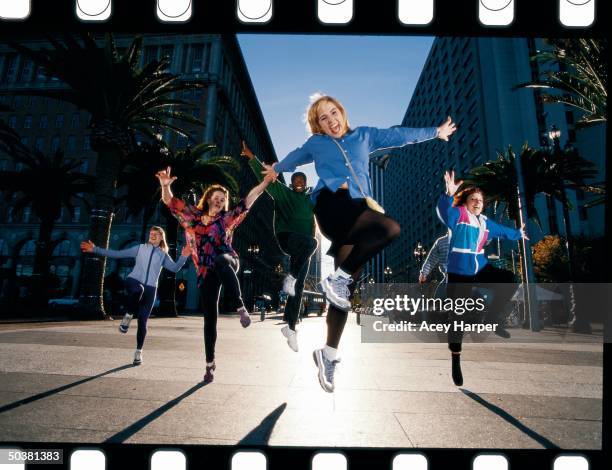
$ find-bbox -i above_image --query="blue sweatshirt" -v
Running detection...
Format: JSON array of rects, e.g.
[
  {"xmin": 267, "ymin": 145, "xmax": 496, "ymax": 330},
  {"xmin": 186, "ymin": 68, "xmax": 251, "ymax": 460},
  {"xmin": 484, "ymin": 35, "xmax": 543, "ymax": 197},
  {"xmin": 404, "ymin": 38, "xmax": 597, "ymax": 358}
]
[
  {"xmin": 273, "ymin": 126, "xmax": 438, "ymax": 203},
  {"xmin": 436, "ymin": 194, "xmax": 522, "ymax": 276},
  {"xmin": 93, "ymin": 244, "xmax": 188, "ymax": 288}
]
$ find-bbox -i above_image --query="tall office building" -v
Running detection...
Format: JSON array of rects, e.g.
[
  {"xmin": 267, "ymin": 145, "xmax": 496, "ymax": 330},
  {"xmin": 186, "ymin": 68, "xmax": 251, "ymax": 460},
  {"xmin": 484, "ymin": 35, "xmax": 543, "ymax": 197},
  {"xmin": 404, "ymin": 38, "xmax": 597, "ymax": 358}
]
[
  {"xmin": 382, "ymin": 37, "xmax": 604, "ymax": 280},
  {"xmin": 0, "ymin": 34, "xmax": 286, "ymax": 312}
]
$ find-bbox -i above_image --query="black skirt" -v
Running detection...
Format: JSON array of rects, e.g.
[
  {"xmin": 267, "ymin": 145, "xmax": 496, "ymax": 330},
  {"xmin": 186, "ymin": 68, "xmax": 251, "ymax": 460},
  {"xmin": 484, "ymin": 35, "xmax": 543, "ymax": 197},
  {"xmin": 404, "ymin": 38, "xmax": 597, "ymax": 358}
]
[{"xmin": 313, "ymin": 188, "xmax": 368, "ymax": 257}]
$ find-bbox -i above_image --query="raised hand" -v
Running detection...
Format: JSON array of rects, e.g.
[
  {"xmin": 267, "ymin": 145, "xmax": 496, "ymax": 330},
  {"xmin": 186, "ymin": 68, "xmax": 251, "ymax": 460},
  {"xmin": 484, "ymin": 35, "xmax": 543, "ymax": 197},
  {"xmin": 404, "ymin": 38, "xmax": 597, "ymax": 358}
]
[
  {"xmin": 437, "ymin": 116, "xmax": 457, "ymax": 142},
  {"xmin": 262, "ymin": 163, "xmax": 278, "ymax": 182},
  {"xmin": 520, "ymin": 223, "xmax": 529, "ymax": 240},
  {"xmin": 444, "ymin": 170, "xmax": 463, "ymax": 196},
  {"xmin": 418, "ymin": 273, "xmax": 427, "ymax": 284},
  {"xmin": 240, "ymin": 140, "xmax": 255, "ymax": 160},
  {"xmin": 181, "ymin": 244, "xmax": 192, "ymax": 257},
  {"xmin": 80, "ymin": 240, "xmax": 95, "ymax": 253},
  {"xmin": 155, "ymin": 166, "xmax": 177, "ymax": 187}
]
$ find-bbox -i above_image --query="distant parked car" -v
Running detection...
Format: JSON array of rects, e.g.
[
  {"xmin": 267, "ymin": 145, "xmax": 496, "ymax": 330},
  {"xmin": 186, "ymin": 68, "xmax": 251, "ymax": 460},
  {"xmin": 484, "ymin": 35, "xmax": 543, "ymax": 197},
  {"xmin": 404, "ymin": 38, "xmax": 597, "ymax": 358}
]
[{"xmin": 48, "ymin": 297, "xmax": 78, "ymax": 307}]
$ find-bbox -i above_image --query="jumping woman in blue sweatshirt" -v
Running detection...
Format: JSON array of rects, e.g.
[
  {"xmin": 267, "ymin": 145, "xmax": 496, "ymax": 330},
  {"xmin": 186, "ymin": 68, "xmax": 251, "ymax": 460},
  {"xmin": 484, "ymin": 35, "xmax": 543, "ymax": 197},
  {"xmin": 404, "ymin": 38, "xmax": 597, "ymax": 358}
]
[
  {"xmin": 437, "ymin": 171, "xmax": 528, "ymax": 386},
  {"xmin": 80, "ymin": 226, "xmax": 191, "ymax": 365}
]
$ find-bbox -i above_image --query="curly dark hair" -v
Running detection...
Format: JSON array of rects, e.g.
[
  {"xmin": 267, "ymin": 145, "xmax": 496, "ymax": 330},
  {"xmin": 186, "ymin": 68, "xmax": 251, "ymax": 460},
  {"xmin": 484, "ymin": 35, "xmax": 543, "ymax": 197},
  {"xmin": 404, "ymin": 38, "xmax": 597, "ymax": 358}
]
[{"xmin": 453, "ymin": 186, "xmax": 485, "ymax": 207}]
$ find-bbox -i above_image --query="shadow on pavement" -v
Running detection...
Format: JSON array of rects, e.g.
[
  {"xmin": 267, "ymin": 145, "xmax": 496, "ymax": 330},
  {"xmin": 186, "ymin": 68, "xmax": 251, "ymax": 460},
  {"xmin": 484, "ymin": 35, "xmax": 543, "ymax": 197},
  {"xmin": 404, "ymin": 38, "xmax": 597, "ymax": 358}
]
[
  {"xmin": 237, "ymin": 403, "xmax": 287, "ymax": 445},
  {"xmin": 0, "ymin": 364, "xmax": 135, "ymax": 414},
  {"xmin": 460, "ymin": 389, "xmax": 560, "ymax": 449},
  {"xmin": 104, "ymin": 381, "xmax": 208, "ymax": 443}
]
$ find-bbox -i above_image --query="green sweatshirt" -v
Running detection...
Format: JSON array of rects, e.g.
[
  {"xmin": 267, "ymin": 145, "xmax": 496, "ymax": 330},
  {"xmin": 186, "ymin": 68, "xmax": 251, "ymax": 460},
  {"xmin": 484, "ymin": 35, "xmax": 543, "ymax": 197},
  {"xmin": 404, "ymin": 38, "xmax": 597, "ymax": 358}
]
[{"xmin": 249, "ymin": 157, "xmax": 315, "ymax": 237}]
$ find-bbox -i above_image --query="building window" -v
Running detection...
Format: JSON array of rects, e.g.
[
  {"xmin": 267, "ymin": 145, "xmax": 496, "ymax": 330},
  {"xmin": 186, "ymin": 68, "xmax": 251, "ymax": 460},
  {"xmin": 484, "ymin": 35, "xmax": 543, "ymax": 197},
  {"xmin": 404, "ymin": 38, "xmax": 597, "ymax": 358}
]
[
  {"xmin": 144, "ymin": 46, "xmax": 158, "ymax": 65},
  {"xmin": 55, "ymin": 114, "xmax": 64, "ymax": 128},
  {"xmin": 39, "ymin": 114, "xmax": 48, "ymax": 128},
  {"xmin": 71, "ymin": 112, "xmax": 80, "ymax": 128},
  {"xmin": 2, "ymin": 54, "xmax": 18, "ymax": 83},
  {"xmin": 0, "ymin": 159, "xmax": 7, "ymax": 171},
  {"xmin": 72, "ymin": 207, "xmax": 81, "ymax": 223},
  {"xmin": 23, "ymin": 115, "xmax": 32, "ymax": 129},
  {"xmin": 79, "ymin": 159, "xmax": 89, "ymax": 173},
  {"xmin": 35, "ymin": 136, "xmax": 45, "ymax": 151},
  {"xmin": 8, "ymin": 115, "xmax": 17, "ymax": 128},
  {"xmin": 23, "ymin": 207, "xmax": 31, "ymax": 223},
  {"xmin": 18, "ymin": 59, "xmax": 33, "ymax": 82},
  {"xmin": 51, "ymin": 135, "xmax": 61, "ymax": 152},
  {"xmin": 66, "ymin": 135, "xmax": 76, "ymax": 152},
  {"xmin": 20, "ymin": 136, "xmax": 28, "ymax": 147},
  {"xmin": 82, "ymin": 136, "xmax": 91, "ymax": 151},
  {"xmin": 191, "ymin": 44, "xmax": 204, "ymax": 72}
]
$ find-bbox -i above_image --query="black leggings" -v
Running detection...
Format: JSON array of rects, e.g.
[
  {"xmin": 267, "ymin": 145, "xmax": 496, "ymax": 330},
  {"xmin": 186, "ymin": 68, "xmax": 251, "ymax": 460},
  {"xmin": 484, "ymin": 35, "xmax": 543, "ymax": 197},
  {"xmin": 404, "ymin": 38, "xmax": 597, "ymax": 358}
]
[
  {"xmin": 199, "ymin": 254, "xmax": 244, "ymax": 362},
  {"xmin": 314, "ymin": 189, "xmax": 401, "ymax": 348},
  {"xmin": 446, "ymin": 264, "xmax": 516, "ymax": 353}
]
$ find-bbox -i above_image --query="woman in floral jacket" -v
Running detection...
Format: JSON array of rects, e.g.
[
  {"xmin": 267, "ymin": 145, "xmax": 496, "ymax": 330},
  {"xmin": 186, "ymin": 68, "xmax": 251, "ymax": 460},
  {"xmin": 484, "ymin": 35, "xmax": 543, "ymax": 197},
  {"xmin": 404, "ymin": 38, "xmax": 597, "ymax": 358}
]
[{"xmin": 156, "ymin": 167, "xmax": 274, "ymax": 383}]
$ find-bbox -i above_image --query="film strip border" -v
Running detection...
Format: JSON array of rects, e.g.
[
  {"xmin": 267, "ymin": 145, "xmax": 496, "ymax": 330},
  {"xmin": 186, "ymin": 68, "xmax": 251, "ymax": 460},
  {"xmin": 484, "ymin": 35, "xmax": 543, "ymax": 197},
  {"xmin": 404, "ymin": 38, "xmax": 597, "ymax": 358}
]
[
  {"xmin": 0, "ymin": 0, "xmax": 606, "ymax": 33},
  {"xmin": 0, "ymin": 446, "xmax": 604, "ymax": 469}
]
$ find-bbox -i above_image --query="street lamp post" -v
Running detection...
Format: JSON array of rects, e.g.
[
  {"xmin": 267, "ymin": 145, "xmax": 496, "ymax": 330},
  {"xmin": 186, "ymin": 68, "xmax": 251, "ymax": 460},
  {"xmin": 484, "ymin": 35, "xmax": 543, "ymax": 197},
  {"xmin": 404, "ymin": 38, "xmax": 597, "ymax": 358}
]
[
  {"xmin": 384, "ymin": 266, "xmax": 393, "ymax": 283},
  {"xmin": 413, "ymin": 242, "xmax": 427, "ymax": 280},
  {"xmin": 246, "ymin": 245, "xmax": 259, "ymax": 309},
  {"xmin": 548, "ymin": 126, "xmax": 590, "ymax": 334},
  {"xmin": 514, "ymin": 138, "xmax": 540, "ymax": 331}
]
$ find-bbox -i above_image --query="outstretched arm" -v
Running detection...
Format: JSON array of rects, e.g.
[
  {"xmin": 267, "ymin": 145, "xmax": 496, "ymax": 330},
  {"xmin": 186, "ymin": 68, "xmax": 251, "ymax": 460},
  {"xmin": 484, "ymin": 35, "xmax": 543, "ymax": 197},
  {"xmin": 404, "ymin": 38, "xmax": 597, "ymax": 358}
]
[
  {"xmin": 367, "ymin": 116, "xmax": 457, "ymax": 152},
  {"xmin": 487, "ymin": 219, "xmax": 528, "ymax": 241},
  {"xmin": 245, "ymin": 173, "xmax": 275, "ymax": 210},
  {"xmin": 242, "ymin": 141, "xmax": 291, "ymax": 202},
  {"xmin": 81, "ymin": 240, "xmax": 139, "ymax": 259},
  {"xmin": 162, "ymin": 245, "xmax": 192, "ymax": 273}
]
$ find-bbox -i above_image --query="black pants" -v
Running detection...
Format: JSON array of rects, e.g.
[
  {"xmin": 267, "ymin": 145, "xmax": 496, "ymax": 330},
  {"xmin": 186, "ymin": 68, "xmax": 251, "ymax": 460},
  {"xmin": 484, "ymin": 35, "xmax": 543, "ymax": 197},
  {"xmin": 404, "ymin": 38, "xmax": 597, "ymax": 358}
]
[
  {"xmin": 278, "ymin": 232, "xmax": 318, "ymax": 330},
  {"xmin": 125, "ymin": 277, "xmax": 157, "ymax": 350},
  {"xmin": 446, "ymin": 263, "xmax": 515, "ymax": 353},
  {"xmin": 199, "ymin": 254, "xmax": 244, "ymax": 362},
  {"xmin": 314, "ymin": 188, "xmax": 401, "ymax": 348}
]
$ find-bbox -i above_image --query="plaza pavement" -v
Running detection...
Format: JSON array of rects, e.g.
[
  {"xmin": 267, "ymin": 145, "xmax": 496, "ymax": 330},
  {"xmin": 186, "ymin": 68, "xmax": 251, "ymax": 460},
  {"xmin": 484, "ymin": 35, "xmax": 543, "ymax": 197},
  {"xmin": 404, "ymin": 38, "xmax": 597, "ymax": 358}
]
[{"xmin": 0, "ymin": 313, "xmax": 603, "ymax": 448}]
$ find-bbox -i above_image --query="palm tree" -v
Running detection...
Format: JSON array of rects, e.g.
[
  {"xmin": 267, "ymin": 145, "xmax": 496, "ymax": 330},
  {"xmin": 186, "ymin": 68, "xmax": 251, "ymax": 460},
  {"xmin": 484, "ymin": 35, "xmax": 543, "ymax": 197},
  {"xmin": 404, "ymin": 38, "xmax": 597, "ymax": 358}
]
[
  {"xmin": 515, "ymin": 38, "xmax": 607, "ymax": 128},
  {"xmin": 0, "ymin": 146, "xmax": 92, "ymax": 308},
  {"xmin": 464, "ymin": 144, "xmax": 598, "ymax": 229},
  {"xmin": 3, "ymin": 34, "xmax": 206, "ymax": 317},
  {"xmin": 119, "ymin": 141, "xmax": 239, "ymax": 315}
]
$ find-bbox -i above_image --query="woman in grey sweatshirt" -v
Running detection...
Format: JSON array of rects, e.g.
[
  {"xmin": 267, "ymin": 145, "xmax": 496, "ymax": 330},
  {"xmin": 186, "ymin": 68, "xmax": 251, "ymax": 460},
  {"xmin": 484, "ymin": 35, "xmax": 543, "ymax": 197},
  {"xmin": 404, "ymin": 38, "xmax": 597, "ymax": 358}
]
[{"xmin": 80, "ymin": 226, "xmax": 191, "ymax": 365}]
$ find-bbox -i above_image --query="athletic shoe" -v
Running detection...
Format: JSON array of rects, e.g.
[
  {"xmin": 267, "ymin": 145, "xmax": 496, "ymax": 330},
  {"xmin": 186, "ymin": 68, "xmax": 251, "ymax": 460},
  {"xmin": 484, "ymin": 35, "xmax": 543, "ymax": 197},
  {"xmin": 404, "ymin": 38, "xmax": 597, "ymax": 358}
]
[
  {"xmin": 133, "ymin": 350, "xmax": 142, "ymax": 366},
  {"xmin": 119, "ymin": 313, "xmax": 133, "ymax": 333},
  {"xmin": 239, "ymin": 308, "xmax": 251, "ymax": 328},
  {"xmin": 312, "ymin": 348, "xmax": 340, "ymax": 393},
  {"xmin": 320, "ymin": 275, "xmax": 352, "ymax": 311},
  {"xmin": 282, "ymin": 274, "xmax": 297, "ymax": 297},
  {"xmin": 203, "ymin": 362, "xmax": 216, "ymax": 383},
  {"xmin": 494, "ymin": 327, "xmax": 511, "ymax": 339},
  {"xmin": 451, "ymin": 353, "xmax": 463, "ymax": 386},
  {"xmin": 281, "ymin": 325, "xmax": 298, "ymax": 352}
]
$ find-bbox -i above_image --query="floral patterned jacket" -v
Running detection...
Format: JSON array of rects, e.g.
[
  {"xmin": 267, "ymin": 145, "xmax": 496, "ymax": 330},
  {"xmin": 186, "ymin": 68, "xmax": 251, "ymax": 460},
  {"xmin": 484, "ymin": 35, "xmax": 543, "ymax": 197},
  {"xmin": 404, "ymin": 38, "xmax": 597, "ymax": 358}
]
[{"xmin": 167, "ymin": 197, "xmax": 249, "ymax": 280}]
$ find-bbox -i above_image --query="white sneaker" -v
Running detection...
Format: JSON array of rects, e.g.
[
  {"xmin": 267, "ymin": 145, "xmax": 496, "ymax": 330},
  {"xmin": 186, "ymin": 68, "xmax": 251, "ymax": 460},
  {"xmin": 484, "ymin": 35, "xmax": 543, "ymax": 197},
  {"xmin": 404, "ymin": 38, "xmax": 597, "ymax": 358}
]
[
  {"xmin": 281, "ymin": 325, "xmax": 298, "ymax": 352},
  {"xmin": 320, "ymin": 275, "xmax": 352, "ymax": 310},
  {"xmin": 282, "ymin": 274, "xmax": 297, "ymax": 297},
  {"xmin": 312, "ymin": 348, "xmax": 340, "ymax": 393},
  {"xmin": 119, "ymin": 313, "xmax": 133, "ymax": 333},
  {"xmin": 133, "ymin": 350, "xmax": 142, "ymax": 365}
]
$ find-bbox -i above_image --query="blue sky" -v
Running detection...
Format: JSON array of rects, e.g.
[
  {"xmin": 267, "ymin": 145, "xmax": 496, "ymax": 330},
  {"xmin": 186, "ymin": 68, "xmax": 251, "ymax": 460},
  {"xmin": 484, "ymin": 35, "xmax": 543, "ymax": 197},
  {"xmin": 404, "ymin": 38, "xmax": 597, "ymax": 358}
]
[{"xmin": 237, "ymin": 34, "xmax": 434, "ymax": 275}]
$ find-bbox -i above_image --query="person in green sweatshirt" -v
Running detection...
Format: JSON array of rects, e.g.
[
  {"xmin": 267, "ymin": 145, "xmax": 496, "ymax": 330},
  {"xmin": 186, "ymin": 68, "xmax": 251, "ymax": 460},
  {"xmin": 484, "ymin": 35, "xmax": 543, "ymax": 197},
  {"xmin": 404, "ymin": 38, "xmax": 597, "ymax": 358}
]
[{"xmin": 241, "ymin": 141, "xmax": 318, "ymax": 353}]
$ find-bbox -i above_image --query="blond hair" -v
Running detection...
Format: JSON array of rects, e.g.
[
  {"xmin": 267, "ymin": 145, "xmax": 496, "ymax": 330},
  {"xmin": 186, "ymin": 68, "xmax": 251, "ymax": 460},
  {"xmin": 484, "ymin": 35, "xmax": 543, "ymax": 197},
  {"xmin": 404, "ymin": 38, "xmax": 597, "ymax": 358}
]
[
  {"xmin": 306, "ymin": 94, "xmax": 349, "ymax": 136},
  {"xmin": 197, "ymin": 184, "xmax": 230, "ymax": 213},
  {"xmin": 150, "ymin": 226, "xmax": 169, "ymax": 253}
]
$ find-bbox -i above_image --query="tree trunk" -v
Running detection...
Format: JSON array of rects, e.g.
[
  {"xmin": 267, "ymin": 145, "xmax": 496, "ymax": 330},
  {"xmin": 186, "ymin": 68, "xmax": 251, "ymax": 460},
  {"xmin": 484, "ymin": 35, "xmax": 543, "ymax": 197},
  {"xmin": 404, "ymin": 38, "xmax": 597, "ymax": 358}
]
[
  {"xmin": 78, "ymin": 147, "xmax": 122, "ymax": 319},
  {"xmin": 561, "ymin": 192, "xmax": 592, "ymax": 334},
  {"xmin": 156, "ymin": 208, "xmax": 179, "ymax": 316}
]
